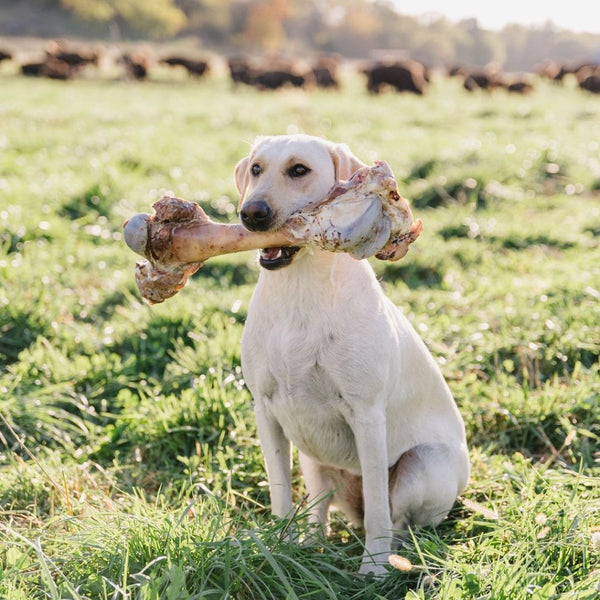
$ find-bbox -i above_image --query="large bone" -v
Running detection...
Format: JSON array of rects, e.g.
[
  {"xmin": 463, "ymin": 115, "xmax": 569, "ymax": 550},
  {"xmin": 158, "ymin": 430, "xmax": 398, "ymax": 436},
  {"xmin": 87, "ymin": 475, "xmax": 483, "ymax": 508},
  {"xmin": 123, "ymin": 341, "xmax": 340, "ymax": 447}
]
[
  {"xmin": 123, "ymin": 161, "xmax": 422, "ymax": 304},
  {"xmin": 122, "ymin": 198, "xmax": 290, "ymax": 304}
]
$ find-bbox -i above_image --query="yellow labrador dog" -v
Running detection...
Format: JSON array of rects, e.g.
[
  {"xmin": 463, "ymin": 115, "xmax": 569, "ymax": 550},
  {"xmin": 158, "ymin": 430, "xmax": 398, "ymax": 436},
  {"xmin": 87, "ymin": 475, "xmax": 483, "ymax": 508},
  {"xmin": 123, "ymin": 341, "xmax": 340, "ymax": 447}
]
[{"xmin": 235, "ymin": 134, "xmax": 469, "ymax": 575}]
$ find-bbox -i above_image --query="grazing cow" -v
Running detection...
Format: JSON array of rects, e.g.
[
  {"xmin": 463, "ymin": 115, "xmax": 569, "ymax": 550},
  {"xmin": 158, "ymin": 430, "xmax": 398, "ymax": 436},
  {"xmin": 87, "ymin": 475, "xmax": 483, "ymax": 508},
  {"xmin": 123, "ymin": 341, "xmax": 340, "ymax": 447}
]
[
  {"xmin": 504, "ymin": 79, "xmax": 535, "ymax": 94},
  {"xmin": 579, "ymin": 73, "xmax": 600, "ymax": 93},
  {"xmin": 228, "ymin": 56, "xmax": 254, "ymax": 86},
  {"xmin": 448, "ymin": 65, "xmax": 468, "ymax": 78},
  {"xmin": 121, "ymin": 53, "xmax": 149, "ymax": 80},
  {"xmin": 463, "ymin": 71, "xmax": 499, "ymax": 92},
  {"xmin": 19, "ymin": 41, "xmax": 100, "ymax": 80},
  {"xmin": 311, "ymin": 56, "xmax": 340, "ymax": 89},
  {"xmin": 497, "ymin": 73, "xmax": 535, "ymax": 94},
  {"xmin": 228, "ymin": 55, "xmax": 313, "ymax": 90},
  {"xmin": 21, "ymin": 62, "xmax": 46, "ymax": 77},
  {"xmin": 573, "ymin": 63, "xmax": 600, "ymax": 80},
  {"xmin": 21, "ymin": 57, "xmax": 79, "ymax": 80},
  {"xmin": 312, "ymin": 65, "xmax": 338, "ymax": 88},
  {"xmin": 363, "ymin": 60, "xmax": 428, "ymax": 95},
  {"xmin": 161, "ymin": 56, "xmax": 210, "ymax": 78},
  {"xmin": 253, "ymin": 69, "xmax": 308, "ymax": 90},
  {"xmin": 449, "ymin": 63, "xmax": 502, "ymax": 92},
  {"xmin": 536, "ymin": 60, "xmax": 568, "ymax": 82},
  {"xmin": 574, "ymin": 64, "xmax": 600, "ymax": 92},
  {"xmin": 46, "ymin": 41, "xmax": 99, "ymax": 68}
]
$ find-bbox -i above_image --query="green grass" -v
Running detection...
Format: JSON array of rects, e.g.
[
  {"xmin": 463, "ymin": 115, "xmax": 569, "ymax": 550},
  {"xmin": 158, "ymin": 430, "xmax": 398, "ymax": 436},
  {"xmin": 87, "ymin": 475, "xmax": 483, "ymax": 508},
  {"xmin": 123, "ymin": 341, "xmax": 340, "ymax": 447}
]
[{"xmin": 0, "ymin": 71, "xmax": 599, "ymax": 599}]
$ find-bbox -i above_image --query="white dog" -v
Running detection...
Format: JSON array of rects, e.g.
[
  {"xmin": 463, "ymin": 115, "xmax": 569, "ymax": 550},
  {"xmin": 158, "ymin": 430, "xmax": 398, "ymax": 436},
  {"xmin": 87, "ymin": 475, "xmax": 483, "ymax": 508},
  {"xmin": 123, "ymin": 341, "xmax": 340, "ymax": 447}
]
[{"xmin": 235, "ymin": 134, "xmax": 469, "ymax": 575}]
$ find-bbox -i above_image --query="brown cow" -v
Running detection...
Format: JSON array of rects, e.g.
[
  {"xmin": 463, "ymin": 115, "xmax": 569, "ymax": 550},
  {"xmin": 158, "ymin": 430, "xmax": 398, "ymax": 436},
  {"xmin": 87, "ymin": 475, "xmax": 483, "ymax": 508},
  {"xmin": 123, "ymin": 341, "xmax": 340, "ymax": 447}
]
[
  {"xmin": 311, "ymin": 56, "xmax": 340, "ymax": 89},
  {"xmin": 253, "ymin": 69, "xmax": 309, "ymax": 90},
  {"xmin": 46, "ymin": 41, "xmax": 99, "ymax": 67},
  {"xmin": 536, "ymin": 60, "xmax": 568, "ymax": 82},
  {"xmin": 161, "ymin": 56, "xmax": 210, "ymax": 78},
  {"xmin": 20, "ymin": 41, "xmax": 100, "ymax": 80},
  {"xmin": 121, "ymin": 53, "xmax": 149, "ymax": 80},
  {"xmin": 363, "ymin": 60, "xmax": 428, "ymax": 95},
  {"xmin": 579, "ymin": 73, "xmax": 600, "ymax": 93},
  {"xmin": 562, "ymin": 62, "xmax": 600, "ymax": 93},
  {"xmin": 21, "ymin": 57, "xmax": 78, "ymax": 80},
  {"xmin": 504, "ymin": 80, "xmax": 535, "ymax": 94},
  {"xmin": 463, "ymin": 71, "xmax": 500, "ymax": 92},
  {"xmin": 228, "ymin": 56, "xmax": 254, "ymax": 86},
  {"xmin": 228, "ymin": 55, "xmax": 313, "ymax": 90},
  {"xmin": 498, "ymin": 73, "xmax": 535, "ymax": 94}
]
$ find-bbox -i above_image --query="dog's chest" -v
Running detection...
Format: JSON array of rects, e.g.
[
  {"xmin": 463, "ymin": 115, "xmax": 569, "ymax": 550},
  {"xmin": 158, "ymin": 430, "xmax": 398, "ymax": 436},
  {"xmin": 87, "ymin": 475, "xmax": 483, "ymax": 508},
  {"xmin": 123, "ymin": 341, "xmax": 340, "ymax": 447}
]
[
  {"xmin": 245, "ymin": 321, "xmax": 360, "ymax": 469},
  {"xmin": 271, "ymin": 359, "xmax": 359, "ymax": 469}
]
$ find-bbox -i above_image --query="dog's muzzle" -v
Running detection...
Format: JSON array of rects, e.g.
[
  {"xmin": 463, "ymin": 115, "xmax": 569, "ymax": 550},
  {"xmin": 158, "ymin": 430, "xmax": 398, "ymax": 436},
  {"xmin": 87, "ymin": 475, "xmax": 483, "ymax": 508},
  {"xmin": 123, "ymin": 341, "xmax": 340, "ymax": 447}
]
[{"xmin": 259, "ymin": 246, "xmax": 301, "ymax": 270}]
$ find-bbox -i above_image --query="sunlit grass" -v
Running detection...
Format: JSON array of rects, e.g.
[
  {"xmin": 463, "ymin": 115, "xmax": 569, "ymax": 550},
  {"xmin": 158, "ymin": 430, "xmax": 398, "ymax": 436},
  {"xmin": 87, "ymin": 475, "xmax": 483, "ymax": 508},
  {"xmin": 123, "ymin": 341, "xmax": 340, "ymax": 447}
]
[{"xmin": 0, "ymin": 73, "xmax": 599, "ymax": 598}]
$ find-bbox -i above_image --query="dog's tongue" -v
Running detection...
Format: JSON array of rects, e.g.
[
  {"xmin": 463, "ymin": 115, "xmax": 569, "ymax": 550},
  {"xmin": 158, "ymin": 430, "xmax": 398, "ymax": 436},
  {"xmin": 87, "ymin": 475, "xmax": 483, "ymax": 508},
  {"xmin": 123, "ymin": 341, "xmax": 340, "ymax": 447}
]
[{"xmin": 261, "ymin": 247, "xmax": 282, "ymax": 260}]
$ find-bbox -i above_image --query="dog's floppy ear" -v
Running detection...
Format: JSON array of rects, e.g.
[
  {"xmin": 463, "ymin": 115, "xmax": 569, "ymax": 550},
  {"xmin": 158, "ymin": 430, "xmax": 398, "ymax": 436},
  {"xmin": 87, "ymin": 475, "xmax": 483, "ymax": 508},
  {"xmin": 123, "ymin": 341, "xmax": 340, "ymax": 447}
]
[
  {"xmin": 328, "ymin": 142, "xmax": 366, "ymax": 181},
  {"xmin": 234, "ymin": 156, "xmax": 250, "ymax": 210}
]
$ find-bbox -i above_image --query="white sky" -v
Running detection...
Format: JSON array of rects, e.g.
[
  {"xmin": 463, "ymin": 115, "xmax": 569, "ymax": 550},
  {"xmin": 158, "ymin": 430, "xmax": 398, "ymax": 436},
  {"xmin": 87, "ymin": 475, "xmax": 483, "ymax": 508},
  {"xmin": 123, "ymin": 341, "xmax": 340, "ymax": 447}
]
[{"xmin": 392, "ymin": 1, "xmax": 600, "ymax": 34}]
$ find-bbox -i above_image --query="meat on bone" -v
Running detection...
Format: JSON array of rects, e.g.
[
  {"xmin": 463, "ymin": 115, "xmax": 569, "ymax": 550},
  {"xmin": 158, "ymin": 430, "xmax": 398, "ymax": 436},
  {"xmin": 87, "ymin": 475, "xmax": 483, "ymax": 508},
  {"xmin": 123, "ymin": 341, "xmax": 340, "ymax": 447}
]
[{"xmin": 123, "ymin": 160, "xmax": 422, "ymax": 304}]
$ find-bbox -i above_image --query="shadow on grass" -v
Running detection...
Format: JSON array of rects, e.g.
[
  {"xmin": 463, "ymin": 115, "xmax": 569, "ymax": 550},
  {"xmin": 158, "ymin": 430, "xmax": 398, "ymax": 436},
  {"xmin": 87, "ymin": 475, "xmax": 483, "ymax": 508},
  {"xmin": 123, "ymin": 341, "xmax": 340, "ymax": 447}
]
[
  {"xmin": 0, "ymin": 309, "xmax": 51, "ymax": 366},
  {"xmin": 0, "ymin": 224, "xmax": 53, "ymax": 254},
  {"xmin": 438, "ymin": 223, "xmax": 577, "ymax": 250},
  {"xmin": 193, "ymin": 259, "xmax": 257, "ymax": 287},
  {"xmin": 378, "ymin": 260, "xmax": 445, "ymax": 289},
  {"xmin": 60, "ymin": 182, "xmax": 115, "ymax": 220}
]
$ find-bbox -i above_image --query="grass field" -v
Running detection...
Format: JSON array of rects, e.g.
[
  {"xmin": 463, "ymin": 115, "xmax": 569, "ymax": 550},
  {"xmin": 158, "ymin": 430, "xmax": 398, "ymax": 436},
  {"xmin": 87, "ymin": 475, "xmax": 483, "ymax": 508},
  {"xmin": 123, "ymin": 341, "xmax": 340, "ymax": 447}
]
[{"xmin": 1, "ymin": 70, "xmax": 599, "ymax": 599}]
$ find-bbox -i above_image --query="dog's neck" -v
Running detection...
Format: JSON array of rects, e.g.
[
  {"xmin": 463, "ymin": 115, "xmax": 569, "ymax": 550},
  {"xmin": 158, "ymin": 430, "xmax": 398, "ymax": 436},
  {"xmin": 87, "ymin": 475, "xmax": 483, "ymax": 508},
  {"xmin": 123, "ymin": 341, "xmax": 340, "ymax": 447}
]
[
  {"xmin": 255, "ymin": 249, "xmax": 375, "ymax": 308},
  {"xmin": 259, "ymin": 248, "xmax": 343, "ymax": 280}
]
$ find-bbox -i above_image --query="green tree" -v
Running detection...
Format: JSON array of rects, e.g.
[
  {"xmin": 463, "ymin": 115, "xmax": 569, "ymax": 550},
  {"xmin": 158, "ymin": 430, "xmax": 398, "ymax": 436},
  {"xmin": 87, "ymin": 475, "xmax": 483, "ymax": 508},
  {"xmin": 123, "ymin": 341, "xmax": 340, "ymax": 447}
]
[
  {"xmin": 455, "ymin": 19, "xmax": 505, "ymax": 67},
  {"xmin": 411, "ymin": 19, "xmax": 456, "ymax": 67},
  {"xmin": 176, "ymin": 0, "xmax": 233, "ymax": 45},
  {"xmin": 61, "ymin": 0, "xmax": 186, "ymax": 37},
  {"xmin": 241, "ymin": 0, "xmax": 291, "ymax": 50}
]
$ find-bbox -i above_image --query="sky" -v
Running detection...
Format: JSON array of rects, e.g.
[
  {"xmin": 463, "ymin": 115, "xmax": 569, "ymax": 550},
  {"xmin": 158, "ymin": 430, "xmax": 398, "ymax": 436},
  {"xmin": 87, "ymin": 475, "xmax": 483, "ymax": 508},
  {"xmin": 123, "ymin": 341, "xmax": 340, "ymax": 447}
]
[{"xmin": 392, "ymin": 1, "xmax": 600, "ymax": 35}]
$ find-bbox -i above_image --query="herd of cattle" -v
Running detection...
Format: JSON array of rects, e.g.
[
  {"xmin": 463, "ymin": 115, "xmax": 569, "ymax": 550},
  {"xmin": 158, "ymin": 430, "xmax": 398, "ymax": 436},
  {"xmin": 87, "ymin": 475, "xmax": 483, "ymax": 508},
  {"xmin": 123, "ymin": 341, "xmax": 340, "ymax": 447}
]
[
  {"xmin": 1, "ymin": 41, "xmax": 599, "ymax": 95},
  {"xmin": 536, "ymin": 59, "xmax": 600, "ymax": 93}
]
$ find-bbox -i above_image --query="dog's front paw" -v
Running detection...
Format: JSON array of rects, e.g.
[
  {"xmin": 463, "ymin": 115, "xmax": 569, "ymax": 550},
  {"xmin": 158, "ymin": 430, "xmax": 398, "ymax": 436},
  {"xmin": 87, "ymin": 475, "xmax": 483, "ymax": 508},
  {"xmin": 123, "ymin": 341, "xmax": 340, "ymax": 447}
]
[
  {"xmin": 358, "ymin": 548, "xmax": 392, "ymax": 577},
  {"xmin": 358, "ymin": 555, "xmax": 389, "ymax": 577}
]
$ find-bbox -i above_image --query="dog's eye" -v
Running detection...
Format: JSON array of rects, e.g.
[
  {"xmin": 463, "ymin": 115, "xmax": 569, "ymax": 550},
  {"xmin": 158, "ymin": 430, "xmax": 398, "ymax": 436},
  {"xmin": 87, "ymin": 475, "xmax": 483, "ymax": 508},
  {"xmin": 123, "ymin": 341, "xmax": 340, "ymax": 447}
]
[
  {"xmin": 251, "ymin": 163, "xmax": 262, "ymax": 176},
  {"xmin": 288, "ymin": 163, "xmax": 310, "ymax": 178}
]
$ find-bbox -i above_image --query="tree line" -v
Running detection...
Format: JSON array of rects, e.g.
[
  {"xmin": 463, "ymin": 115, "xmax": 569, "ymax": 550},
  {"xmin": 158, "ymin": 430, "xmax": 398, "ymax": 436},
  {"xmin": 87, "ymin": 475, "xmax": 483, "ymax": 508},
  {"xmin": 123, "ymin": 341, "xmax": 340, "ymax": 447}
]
[{"xmin": 2, "ymin": 0, "xmax": 600, "ymax": 71}]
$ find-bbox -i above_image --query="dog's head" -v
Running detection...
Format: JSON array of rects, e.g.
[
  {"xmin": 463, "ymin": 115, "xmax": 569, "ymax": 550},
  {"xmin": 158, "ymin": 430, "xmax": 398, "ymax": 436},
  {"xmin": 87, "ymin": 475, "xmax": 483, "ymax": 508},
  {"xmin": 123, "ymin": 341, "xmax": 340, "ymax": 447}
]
[{"xmin": 235, "ymin": 134, "xmax": 364, "ymax": 270}]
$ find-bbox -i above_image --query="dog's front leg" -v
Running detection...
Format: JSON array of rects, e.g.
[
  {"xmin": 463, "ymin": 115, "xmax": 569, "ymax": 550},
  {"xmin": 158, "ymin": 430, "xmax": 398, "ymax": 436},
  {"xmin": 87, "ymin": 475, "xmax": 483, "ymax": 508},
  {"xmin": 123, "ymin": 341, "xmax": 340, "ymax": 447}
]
[
  {"xmin": 353, "ymin": 405, "xmax": 393, "ymax": 575},
  {"xmin": 254, "ymin": 400, "xmax": 293, "ymax": 519}
]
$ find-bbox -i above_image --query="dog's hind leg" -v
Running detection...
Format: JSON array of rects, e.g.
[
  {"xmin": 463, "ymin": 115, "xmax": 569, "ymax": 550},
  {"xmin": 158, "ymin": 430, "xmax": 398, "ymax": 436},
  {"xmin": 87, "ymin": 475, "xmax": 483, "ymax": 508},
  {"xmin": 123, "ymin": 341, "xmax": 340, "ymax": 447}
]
[
  {"xmin": 298, "ymin": 454, "xmax": 366, "ymax": 537},
  {"xmin": 298, "ymin": 452, "xmax": 334, "ymax": 531},
  {"xmin": 389, "ymin": 443, "xmax": 470, "ymax": 536}
]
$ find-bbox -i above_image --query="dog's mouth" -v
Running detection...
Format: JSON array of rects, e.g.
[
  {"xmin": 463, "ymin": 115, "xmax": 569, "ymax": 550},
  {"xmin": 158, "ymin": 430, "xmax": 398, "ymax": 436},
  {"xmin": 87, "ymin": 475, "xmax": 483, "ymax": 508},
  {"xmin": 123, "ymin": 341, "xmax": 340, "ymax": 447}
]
[{"xmin": 259, "ymin": 246, "xmax": 301, "ymax": 270}]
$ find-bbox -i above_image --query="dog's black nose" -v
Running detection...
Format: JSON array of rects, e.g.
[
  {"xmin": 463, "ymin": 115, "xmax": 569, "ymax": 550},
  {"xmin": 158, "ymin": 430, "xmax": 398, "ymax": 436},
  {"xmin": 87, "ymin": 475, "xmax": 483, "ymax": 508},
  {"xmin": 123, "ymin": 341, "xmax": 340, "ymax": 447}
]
[{"xmin": 240, "ymin": 200, "xmax": 273, "ymax": 231}]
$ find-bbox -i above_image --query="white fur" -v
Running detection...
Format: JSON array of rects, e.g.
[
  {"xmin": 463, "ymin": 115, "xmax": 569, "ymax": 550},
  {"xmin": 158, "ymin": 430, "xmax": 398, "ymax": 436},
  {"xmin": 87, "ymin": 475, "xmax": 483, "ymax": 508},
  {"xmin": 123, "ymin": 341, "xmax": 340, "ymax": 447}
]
[{"xmin": 235, "ymin": 134, "xmax": 470, "ymax": 575}]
